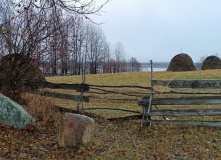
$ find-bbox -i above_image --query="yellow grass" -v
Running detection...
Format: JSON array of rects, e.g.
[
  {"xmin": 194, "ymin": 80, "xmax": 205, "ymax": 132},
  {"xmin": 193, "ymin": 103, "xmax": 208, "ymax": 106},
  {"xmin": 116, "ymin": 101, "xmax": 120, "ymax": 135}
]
[{"xmin": 45, "ymin": 69, "xmax": 221, "ymax": 119}]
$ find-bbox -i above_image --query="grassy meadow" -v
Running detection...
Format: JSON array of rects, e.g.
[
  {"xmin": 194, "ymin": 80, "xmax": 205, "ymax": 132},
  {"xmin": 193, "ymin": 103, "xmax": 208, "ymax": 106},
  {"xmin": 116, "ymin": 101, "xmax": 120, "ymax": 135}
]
[{"xmin": 0, "ymin": 69, "xmax": 221, "ymax": 159}]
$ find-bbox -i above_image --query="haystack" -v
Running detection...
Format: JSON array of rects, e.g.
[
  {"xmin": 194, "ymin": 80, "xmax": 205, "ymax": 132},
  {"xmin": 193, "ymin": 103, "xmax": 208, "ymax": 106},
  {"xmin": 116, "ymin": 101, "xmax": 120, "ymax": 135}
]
[
  {"xmin": 167, "ymin": 53, "xmax": 196, "ymax": 71},
  {"xmin": 0, "ymin": 53, "xmax": 45, "ymax": 81},
  {"xmin": 201, "ymin": 56, "xmax": 221, "ymax": 70},
  {"xmin": 0, "ymin": 53, "xmax": 45, "ymax": 102},
  {"xmin": 0, "ymin": 53, "xmax": 45, "ymax": 89}
]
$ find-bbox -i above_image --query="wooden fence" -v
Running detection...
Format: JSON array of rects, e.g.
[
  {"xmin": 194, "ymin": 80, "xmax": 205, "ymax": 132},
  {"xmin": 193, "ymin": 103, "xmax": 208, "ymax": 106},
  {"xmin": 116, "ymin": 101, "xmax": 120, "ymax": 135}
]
[
  {"xmin": 22, "ymin": 70, "xmax": 221, "ymax": 127},
  {"xmin": 138, "ymin": 60, "xmax": 221, "ymax": 128},
  {"xmin": 22, "ymin": 80, "xmax": 90, "ymax": 112},
  {"xmin": 7, "ymin": 66, "xmax": 220, "ymax": 128},
  {"xmin": 22, "ymin": 79, "xmax": 148, "ymax": 116}
]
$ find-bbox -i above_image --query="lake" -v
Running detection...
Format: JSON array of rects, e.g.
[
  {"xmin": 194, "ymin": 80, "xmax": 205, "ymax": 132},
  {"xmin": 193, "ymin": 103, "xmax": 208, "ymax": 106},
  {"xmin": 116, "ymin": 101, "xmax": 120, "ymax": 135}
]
[{"xmin": 141, "ymin": 68, "xmax": 167, "ymax": 72}]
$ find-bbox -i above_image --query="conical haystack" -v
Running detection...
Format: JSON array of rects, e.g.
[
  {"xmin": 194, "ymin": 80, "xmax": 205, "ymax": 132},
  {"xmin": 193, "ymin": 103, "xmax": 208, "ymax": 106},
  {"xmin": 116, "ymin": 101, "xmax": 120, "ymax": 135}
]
[
  {"xmin": 0, "ymin": 53, "xmax": 45, "ymax": 103},
  {"xmin": 201, "ymin": 56, "xmax": 221, "ymax": 70},
  {"xmin": 0, "ymin": 53, "xmax": 45, "ymax": 81},
  {"xmin": 167, "ymin": 53, "xmax": 196, "ymax": 72}
]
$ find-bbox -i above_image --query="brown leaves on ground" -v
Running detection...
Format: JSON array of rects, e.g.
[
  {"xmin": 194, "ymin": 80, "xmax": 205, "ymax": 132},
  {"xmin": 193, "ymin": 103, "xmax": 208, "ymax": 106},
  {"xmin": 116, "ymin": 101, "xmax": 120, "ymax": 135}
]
[
  {"xmin": 0, "ymin": 122, "xmax": 58, "ymax": 159},
  {"xmin": 0, "ymin": 117, "xmax": 221, "ymax": 159}
]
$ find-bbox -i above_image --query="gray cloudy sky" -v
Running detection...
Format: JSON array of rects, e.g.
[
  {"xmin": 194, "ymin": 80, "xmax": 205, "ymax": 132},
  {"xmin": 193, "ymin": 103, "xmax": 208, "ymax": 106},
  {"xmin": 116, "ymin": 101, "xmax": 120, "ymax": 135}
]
[{"xmin": 92, "ymin": 0, "xmax": 221, "ymax": 62}]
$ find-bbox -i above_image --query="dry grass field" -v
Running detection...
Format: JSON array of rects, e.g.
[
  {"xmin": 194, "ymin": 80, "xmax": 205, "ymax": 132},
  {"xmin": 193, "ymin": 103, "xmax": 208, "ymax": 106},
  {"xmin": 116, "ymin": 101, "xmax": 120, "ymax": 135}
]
[{"xmin": 0, "ymin": 70, "xmax": 221, "ymax": 159}]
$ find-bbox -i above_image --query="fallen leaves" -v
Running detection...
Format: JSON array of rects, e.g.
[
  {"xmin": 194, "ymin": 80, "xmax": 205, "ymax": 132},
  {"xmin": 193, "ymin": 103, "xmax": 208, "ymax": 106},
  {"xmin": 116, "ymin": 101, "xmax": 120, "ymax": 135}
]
[
  {"xmin": 18, "ymin": 153, "xmax": 28, "ymax": 158},
  {"xmin": 0, "ymin": 121, "xmax": 58, "ymax": 159},
  {"xmin": 0, "ymin": 118, "xmax": 221, "ymax": 159}
]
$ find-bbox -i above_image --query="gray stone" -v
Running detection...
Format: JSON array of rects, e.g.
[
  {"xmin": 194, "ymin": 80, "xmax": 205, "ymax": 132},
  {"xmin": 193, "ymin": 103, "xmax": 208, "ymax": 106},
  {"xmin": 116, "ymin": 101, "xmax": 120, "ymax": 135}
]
[
  {"xmin": 58, "ymin": 113, "xmax": 95, "ymax": 147},
  {"xmin": 0, "ymin": 93, "xmax": 35, "ymax": 129}
]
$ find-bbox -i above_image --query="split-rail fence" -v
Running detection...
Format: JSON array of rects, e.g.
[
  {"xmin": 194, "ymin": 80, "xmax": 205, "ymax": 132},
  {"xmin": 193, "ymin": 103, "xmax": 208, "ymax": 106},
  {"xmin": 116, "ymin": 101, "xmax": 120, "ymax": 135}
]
[
  {"xmin": 6, "ymin": 62, "xmax": 221, "ymax": 128},
  {"xmin": 139, "ymin": 60, "xmax": 221, "ymax": 128}
]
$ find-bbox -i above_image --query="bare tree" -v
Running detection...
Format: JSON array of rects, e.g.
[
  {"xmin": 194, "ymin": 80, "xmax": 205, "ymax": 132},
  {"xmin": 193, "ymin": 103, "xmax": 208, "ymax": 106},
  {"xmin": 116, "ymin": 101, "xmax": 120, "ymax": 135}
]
[
  {"xmin": 68, "ymin": 15, "xmax": 86, "ymax": 75},
  {"xmin": 101, "ymin": 41, "xmax": 111, "ymax": 73},
  {"xmin": 0, "ymin": 0, "xmax": 110, "ymax": 101},
  {"xmin": 130, "ymin": 57, "xmax": 142, "ymax": 72},
  {"xmin": 85, "ymin": 24, "xmax": 106, "ymax": 74},
  {"xmin": 113, "ymin": 42, "xmax": 126, "ymax": 73},
  {"xmin": 17, "ymin": 0, "xmax": 110, "ymax": 23}
]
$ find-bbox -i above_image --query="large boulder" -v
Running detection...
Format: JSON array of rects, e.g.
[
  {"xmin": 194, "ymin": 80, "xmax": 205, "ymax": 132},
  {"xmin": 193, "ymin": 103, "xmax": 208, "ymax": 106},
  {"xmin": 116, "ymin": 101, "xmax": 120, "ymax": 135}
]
[
  {"xmin": 58, "ymin": 113, "xmax": 95, "ymax": 147},
  {"xmin": 201, "ymin": 56, "xmax": 221, "ymax": 70},
  {"xmin": 0, "ymin": 93, "xmax": 35, "ymax": 129},
  {"xmin": 167, "ymin": 53, "xmax": 196, "ymax": 71}
]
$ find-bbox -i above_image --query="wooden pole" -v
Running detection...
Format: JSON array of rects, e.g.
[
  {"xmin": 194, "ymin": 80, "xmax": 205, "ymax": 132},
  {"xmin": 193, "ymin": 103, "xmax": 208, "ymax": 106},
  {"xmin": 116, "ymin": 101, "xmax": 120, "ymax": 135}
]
[
  {"xmin": 146, "ymin": 60, "xmax": 154, "ymax": 127},
  {"xmin": 77, "ymin": 61, "xmax": 86, "ymax": 113},
  {"xmin": 140, "ymin": 60, "xmax": 153, "ymax": 131}
]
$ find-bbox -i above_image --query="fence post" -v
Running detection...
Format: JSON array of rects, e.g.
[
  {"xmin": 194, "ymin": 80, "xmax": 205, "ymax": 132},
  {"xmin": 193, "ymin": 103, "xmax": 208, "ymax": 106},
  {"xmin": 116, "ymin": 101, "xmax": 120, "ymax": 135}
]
[
  {"xmin": 140, "ymin": 60, "xmax": 153, "ymax": 131},
  {"xmin": 77, "ymin": 66, "xmax": 86, "ymax": 113},
  {"xmin": 146, "ymin": 60, "xmax": 154, "ymax": 127}
]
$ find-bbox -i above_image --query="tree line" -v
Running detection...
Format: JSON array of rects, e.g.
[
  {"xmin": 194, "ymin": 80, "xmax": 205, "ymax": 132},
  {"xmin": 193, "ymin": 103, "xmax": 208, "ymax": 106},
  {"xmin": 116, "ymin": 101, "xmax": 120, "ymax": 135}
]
[{"xmin": 0, "ymin": 0, "xmax": 142, "ymax": 76}]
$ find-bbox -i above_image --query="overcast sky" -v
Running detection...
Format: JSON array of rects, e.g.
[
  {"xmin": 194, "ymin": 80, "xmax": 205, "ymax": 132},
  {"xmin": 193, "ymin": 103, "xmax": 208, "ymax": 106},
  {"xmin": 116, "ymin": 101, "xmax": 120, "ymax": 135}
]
[{"xmin": 91, "ymin": 0, "xmax": 221, "ymax": 62}]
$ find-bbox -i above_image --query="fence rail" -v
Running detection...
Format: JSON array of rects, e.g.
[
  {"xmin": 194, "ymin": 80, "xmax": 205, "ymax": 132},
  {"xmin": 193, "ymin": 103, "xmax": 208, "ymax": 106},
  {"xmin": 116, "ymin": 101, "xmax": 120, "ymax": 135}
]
[
  {"xmin": 149, "ymin": 120, "xmax": 221, "ymax": 127},
  {"xmin": 152, "ymin": 79, "xmax": 221, "ymax": 88},
  {"xmin": 31, "ymin": 90, "xmax": 90, "ymax": 102},
  {"xmin": 22, "ymin": 79, "xmax": 89, "ymax": 92},
  {"xmin": 89, "ymin": 87, "xmax": 149, "ymax": 97},
  {"xmin": 144, "ymin": 108, "xmax": 221, "ymax": 117},
  {"xmin": 89, "ymin": 84, "xmax": 151, "ymax": 90},
  {"xmin": 139, "ymin": 96, "xmax": 221, "ymax": 105}
]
